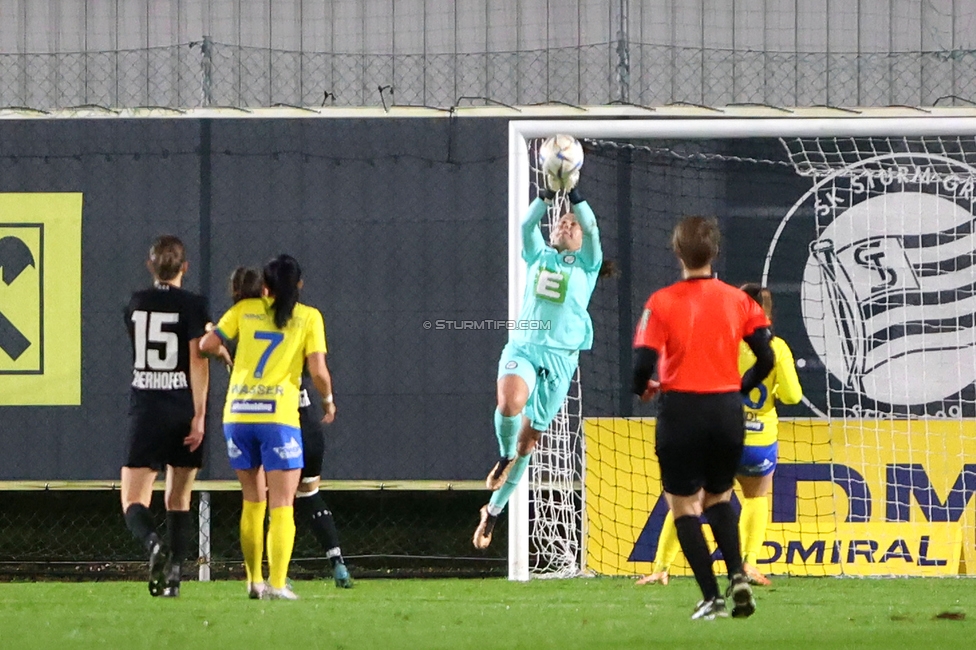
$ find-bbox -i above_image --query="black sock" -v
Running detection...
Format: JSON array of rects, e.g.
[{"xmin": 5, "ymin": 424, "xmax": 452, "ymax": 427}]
[
  {"xmin": 674, "ymin": 514, "xmax": 720, "ymax": 601},
  {"xmin": 704, "ymin": 501, "xmax": 743, "ymax": 579},
  {"xmin": 124, "ymin": 504, "xmax": 157, "ymax": 551},
  {"xmin": 166, "ymin": 510, "xmax": 191, "ymax": 564},
  {"xmin": 294, "ymin": 492, "xmax": 344, "ymax": 567}
]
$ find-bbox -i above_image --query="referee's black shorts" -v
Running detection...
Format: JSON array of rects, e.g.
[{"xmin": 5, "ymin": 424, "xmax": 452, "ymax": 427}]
[
  {"xmin": 655, "ymin": 391, "xmax": 744, "ymax": 497},
  {"xmin": 299, "ymin": 407, "xmax": 325, "ymax": 480},
  {"xmin": 125, "ymin": 402, "xmax": 204, "ymax": 471}
]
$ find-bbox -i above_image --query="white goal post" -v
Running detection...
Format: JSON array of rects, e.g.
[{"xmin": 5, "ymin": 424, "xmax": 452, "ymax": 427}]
[{"xmin": 507, "ymin": 114, "xmax": 976, "ymax": 581}]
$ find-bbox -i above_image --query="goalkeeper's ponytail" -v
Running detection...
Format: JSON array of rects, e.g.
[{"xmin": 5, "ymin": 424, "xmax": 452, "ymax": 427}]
[
  {"xmin": 598, "ymin": 259, "xmax": 618, "ymax": 279},
  {"xmin": 263, "ymin": 254, "xmax": 302, "ymax": 329}
]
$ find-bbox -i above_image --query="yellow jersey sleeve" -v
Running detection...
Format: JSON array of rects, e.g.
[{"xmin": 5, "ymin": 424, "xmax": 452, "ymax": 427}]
[
  {"xmin": 304, "ymin": 307, "xmax": 327, "ymax": 356},
  {"xmin": 771, "ymin": 337, "xmax": 803, "ymax": 405},
  {"xmin": 739, "ymin": 336, "xmax": 804, "ymax": 447},
  {"xmin": 215, "ymin": 301, "xmax": 243, "ymax": 341}
]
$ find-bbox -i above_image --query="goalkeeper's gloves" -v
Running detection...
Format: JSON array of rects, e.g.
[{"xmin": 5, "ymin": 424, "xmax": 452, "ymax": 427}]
[
  {"xmin": 539, "ymin": 182, "xmax": 585, "ymax": 204},
  {"xmin": 544, "ymin": 169, "xmax": 581, "ymax": 194}
]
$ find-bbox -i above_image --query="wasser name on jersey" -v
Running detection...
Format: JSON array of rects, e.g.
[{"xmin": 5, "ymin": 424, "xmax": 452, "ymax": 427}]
[
  {"xmin": 230, "ymin": 383, "xmax": 285, "ymax": 396},
  {"xmin": 132, "ymin": 369, "xmax": 189, "ymax": 390}
]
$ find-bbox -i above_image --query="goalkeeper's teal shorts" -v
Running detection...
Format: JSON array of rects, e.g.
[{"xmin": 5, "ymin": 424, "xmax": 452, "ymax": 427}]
[{"xmin": 497, "ymin": 341, "xmax": 579, "ymax": 431}]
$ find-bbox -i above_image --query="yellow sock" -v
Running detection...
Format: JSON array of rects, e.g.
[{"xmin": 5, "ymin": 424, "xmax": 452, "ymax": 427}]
[
  {"xmin": 653, "ymin": 510, "xmax": 682, "ymax": 572},
  {"xmin": 240, "ymin": 500, "xmax": 267, "ymax": 584},
  {"xmin": 739, "ymin": 496, "xmax": 769, "ymax": 565},
  {"xmin": 268, "ymin": 506, "xmax": 296, "ymax": 590}
]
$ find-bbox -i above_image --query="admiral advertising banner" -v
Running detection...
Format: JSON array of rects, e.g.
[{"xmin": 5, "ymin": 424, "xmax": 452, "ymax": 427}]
[{"xmin": 584, "ymin": 418, "xmax": 971, "ymax": 576}]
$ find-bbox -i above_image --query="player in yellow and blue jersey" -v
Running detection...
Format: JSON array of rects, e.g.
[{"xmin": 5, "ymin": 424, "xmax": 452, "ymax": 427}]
[
  {"xmin": 473, "ymin": 171, "xmax": 613, "ymax": 549},
  {"xmin": 638, "ymin": 284, "xmax": 802, "ymax": 587},
  {"xmin": 733, "ymin": 284, "xmax": 802, "ymax": 584},
  {"xmin": 228, "ymin": 266, "xmax": 351, "ymax": 589},
  {"xmin": 200, "ymin": 254, "xmax": 336, "ymax": 600}
]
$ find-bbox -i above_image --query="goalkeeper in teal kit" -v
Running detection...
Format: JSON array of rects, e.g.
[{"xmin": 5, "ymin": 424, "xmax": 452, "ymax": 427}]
[{"xmin": 473, "ymin": 173, "xmax": 609, "ymax": 549}]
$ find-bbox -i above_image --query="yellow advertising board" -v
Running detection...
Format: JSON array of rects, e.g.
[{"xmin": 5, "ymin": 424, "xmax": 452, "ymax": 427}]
[
  {"xmin": 584, "ymin": 418, "xmax": 972, "ymax": 576},
  {"xmin": 0, "ymin": 194, "xmax": 82, "ymax": 405}
]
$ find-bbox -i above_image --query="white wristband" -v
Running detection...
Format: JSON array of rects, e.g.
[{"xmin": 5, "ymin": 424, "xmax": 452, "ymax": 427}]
[{"xmin": 322, "ymin": 394, "xmax": 334, "ymax": 405}]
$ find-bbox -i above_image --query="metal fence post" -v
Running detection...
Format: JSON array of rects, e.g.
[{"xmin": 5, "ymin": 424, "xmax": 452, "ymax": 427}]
[
  {"xmin": 615, "ymin": 0, "xmax": 630, "ymax": 103},
  {"xmin": 201, "ymin": 35, "xmax": 214, "ymax": 107},
  {"xmin": 198, "ymin": 491, "xmax": 211, "ymax": 582}
]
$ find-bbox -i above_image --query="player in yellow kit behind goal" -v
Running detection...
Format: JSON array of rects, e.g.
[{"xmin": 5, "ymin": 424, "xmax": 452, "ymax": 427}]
[{"xmin": 638, "ymin": 284, "xmax": 802, "ymax": 587}]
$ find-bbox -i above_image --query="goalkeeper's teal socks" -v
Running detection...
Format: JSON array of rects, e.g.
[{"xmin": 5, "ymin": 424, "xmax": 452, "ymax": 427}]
[
  {"xmin": 488, "ymin": 453, "xmax": 532, "ymax": 514},
  {"xmin": 494, "ymin": 409, "xmax": 520, "ymax": 459}
]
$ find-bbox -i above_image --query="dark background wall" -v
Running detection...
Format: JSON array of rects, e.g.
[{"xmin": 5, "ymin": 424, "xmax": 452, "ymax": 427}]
[
  {"xmin": 0, "ymin": 117, "xmax": 518, "ymax": 481},
  {"xmin": 206, "ymin": 118, "xmax": 510, "ymax": 480},
  {"xmin": 0, "ymin": 119, "xmax": 204, "ymax": 481},
  {"xmin": 0, "ymin": 118, "xmax": 850, "ymax": 481}
]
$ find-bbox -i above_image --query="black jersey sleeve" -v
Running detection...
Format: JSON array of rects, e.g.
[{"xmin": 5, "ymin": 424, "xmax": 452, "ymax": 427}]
[
  {"xmin": 299, "ymin": 365, "xmax": 325, "ymax": 419},
  {"xmin": 123, "ymin": 295, "xmax": 137, "ymax": 341},
  {"xmin": 741, "ymin": 327, "xmax": 774, "ymax": 395},
  {"xmin": 185, "ymin": 294, "xmax": 211, "ymax": 340},
  {"xmin": 631, "ymin": 346, "xmax": 659, "ymax": 395}
]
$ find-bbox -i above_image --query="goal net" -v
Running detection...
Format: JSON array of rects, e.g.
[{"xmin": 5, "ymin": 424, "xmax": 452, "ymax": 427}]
[{"xmin": 511, "ymin": 117, "xmax": 976, "ymax": 580}]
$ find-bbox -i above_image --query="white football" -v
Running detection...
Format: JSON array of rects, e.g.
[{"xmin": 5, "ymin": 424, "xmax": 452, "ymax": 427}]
[{"xmin": 539, "ymin": 134, "xmax": 583, "ymax": 191}]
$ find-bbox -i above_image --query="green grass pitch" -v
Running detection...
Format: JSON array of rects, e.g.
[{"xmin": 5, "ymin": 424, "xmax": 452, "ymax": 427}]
[{"xmin": 0, "ymin": 577, "xmax": 971, "ymax": 649}]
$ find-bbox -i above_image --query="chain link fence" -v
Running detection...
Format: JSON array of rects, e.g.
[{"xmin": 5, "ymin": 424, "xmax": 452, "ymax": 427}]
[
  {"xmin": 2, "ymin": 41, "xmax": 976, "ymax": 111},
  {"xmin": 0, "ymin": 489, "xmax": 506, "ymax": 580}
]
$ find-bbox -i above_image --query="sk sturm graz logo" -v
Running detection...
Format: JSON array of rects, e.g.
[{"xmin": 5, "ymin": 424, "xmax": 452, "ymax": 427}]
[
  {"xmin": 766, "ymin": 148, "xmax": 976, "ymax": 417},
  {"xmin": 0, "ymin": 227, "xmax": 42, "ymax": 373},
  {"xmin": 0, "ymin": 194, "xmax": 82, "ymax": 405}
]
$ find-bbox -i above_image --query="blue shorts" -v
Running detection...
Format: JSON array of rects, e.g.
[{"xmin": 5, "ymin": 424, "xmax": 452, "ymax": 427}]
[
  {"xmin": 497, "ymin": 341, "xmax": 578, "ymax": 431},
  {"xmin": 737, "ymin": 441, "xmax": 778, "ymax": 477},
  {"xmin": 224, "ymin": 422, "xmax": 305, "ymax": 472}
]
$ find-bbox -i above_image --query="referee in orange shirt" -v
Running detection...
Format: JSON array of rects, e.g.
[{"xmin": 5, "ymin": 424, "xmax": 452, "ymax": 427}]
[{"xmin": 632, "ymin": 216, "xmax": 774, "ymax": 621}]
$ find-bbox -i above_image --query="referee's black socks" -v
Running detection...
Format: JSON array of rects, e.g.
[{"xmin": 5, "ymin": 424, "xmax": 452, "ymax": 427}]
[
  {"xmin": 704, "ymin": 501, "xmax": 743, "ymax": 579},
  {"xmin": 674, "ymin": 514, "xmax": 720, "ymax": 601},
  {"xmin": 295, "ymin": 490, "xmax": 345, "ymax": 567},
  {"xmin": 124, "ymin": 503, "xmax": 158, "ymax": 551}
]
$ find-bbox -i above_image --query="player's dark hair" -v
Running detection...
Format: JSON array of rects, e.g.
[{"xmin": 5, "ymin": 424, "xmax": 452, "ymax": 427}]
[
  {"xmin": 671, "ymin": 216, "xmax": 720, "ymax": 270},
  {"xmin": 740, "ymin": 282, "xmax": 774, "ymax": 324},
  {"xmin": 230, "ymin": 266, "xmax": 263, "ymax": 303},
  {"xmin": 263, "ymin": 254, "xmax": 302, "ymax": 329},
  {"xmin": 149, "ymin": 235, "xmax": 185, "ymax": 281},
  {"xmin": 552, "ymin": 208, "xmax": 617, "ymax": 279},
  {"xmin": 598, "ymin": 259, "xmax": 618, "ymax": 279}
]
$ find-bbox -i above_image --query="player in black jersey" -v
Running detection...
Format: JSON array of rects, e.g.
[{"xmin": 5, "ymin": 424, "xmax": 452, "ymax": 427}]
[
  {"xmin": 122, "ymin": 235, "xmax": 215, "ymax": 598},
  {"xmin": 228, "ymin": 267, "xmax": 352, "ymax": 588}
]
